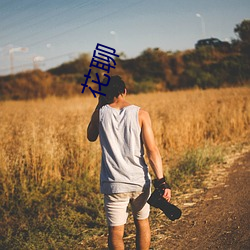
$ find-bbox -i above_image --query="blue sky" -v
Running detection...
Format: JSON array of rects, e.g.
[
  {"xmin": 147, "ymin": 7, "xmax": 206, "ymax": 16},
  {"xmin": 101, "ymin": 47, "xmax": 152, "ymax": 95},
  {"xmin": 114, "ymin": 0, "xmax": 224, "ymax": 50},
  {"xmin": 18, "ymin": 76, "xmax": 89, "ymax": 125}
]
[{"xmin": 0, "ymin": 0, "xmax": 249, "ymax": 76}]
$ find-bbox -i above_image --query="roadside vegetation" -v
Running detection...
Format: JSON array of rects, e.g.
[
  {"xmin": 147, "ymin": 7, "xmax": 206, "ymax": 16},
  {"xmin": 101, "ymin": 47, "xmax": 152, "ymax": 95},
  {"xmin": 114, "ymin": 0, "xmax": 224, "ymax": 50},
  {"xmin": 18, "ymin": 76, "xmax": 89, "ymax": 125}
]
[{"xmin": 0, "ymin": 87, "xmax": 249, "ymax": 249}]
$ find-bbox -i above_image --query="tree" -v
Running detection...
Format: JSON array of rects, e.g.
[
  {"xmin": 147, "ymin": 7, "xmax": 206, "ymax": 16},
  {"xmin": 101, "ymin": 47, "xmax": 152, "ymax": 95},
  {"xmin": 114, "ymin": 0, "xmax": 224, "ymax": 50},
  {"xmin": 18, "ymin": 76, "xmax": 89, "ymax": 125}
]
[
  {"xmin": 235, "ymin": 20, "xmax": 250, "ymax": 42},
  {"xmin": 48, "ymin": 53, "xmax": 91, "ymax": 75},
  {"xmin": 234, "ymin": 19, "xmax": 250, "ymax": 57}
]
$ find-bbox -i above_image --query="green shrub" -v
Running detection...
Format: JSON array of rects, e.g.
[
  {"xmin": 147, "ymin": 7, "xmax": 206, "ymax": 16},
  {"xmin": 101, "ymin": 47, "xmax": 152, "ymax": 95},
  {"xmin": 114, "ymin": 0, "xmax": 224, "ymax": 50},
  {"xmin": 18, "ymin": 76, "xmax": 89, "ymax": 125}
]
[{"xmin": 168, "ymin": 146, "xmax": 224, "ymax": 190}]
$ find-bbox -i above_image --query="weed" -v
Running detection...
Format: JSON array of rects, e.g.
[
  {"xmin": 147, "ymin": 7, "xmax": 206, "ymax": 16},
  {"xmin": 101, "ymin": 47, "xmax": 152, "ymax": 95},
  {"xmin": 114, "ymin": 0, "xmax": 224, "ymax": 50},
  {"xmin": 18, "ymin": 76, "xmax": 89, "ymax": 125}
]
[{"xmin": 169, "ymin": 146, "xmax": 224, "ymax": 190}]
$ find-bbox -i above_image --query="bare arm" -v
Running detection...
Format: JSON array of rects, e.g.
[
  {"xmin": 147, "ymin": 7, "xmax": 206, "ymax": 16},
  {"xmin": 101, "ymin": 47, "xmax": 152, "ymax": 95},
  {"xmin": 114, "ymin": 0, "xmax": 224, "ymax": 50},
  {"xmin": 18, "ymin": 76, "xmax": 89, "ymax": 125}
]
[
  {"xmin": 140, "ymin": 109, "xmax": 171, "ymax": 201},
  {"xmin": 87, "ymin": 109, "xmax": 99, "ymax": 142},
  {"xmin": 87, "ymin": 96, "xmax": 108, "ymax": 142},
  {"xmin": 140, "ymin": 109, "xmax": 163, "ymax": 178}
]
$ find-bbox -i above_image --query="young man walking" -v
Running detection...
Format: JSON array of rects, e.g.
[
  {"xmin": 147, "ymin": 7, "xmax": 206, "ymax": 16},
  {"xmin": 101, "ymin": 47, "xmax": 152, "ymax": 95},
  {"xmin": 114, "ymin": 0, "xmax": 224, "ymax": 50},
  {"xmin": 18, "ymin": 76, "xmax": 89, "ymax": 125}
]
[{"xmin": 87, "ymin": 75, "xmax": 171, "ymax": 250}]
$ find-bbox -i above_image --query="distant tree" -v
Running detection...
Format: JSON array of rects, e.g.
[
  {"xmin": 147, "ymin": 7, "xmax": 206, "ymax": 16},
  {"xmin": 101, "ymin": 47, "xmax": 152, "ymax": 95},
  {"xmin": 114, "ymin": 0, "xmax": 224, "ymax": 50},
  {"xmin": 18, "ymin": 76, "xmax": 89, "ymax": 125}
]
[
  {"xmin": 121, "ymin": 48, "xmax": 167, "ymax": 83},
  {"xmin": 48, "ymin": 53, "xmax": 91, "ymax": 75},
  {"xmin": 235, "ymin": 20, "xmax": 250, "ymax": 42},
  {"xmin": 234, "ymin": 19, "xmax": 250, "ymax": 57}
]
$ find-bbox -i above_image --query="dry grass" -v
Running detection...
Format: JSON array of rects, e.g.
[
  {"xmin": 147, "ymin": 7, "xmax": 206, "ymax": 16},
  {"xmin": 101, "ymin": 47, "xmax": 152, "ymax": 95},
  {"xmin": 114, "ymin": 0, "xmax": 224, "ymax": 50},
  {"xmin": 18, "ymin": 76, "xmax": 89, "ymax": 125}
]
[
  {"xmin": 135, "ymin": 88, "xmax": 250, "ymax": 157},
  {"xmin": 0, "ymin": 87, "xmax": 249, "ymax": 198},
  {"xmin": 0, "ymin": 87, "xmax": 249, "ymax": 249}
]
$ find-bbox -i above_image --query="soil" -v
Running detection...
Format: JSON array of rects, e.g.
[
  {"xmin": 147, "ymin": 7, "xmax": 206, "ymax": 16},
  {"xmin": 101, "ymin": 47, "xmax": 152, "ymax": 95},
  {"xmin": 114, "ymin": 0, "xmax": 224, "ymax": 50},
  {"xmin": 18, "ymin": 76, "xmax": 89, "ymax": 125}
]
[{"xmin": 152, "ymin": 149, "xmax": 250, "ymax": 250}]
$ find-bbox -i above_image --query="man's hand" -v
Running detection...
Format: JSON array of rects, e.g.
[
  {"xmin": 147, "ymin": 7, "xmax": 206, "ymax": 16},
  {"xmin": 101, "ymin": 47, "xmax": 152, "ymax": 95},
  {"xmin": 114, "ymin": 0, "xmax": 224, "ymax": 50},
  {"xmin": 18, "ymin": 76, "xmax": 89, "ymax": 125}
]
[
  {"xmin": 153, "ymin": 177, "xmax": 171, "ymax": 202},
  {"xmin": 163, "ymin": 188, "xmax": 171, "ymax": 202}
]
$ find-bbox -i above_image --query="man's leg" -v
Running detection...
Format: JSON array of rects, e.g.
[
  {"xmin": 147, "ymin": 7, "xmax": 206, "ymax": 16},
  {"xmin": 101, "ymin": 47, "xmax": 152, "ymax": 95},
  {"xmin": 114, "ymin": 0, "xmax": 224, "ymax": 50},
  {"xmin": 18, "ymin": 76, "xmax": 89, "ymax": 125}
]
[
  {"xmin": 130, "ymin": 188, "xmax": 151, "ymax": 249},
  {"xmin": 108, "ymin": 225, "xmax": 125, "ymax": 250},
  {"xmin": 104, "ymin": 193, "xmax": 130, "ymax": 249},
  {"xmin": 134, "ymin": 218, "xmax": 151, "ymax": 250}
]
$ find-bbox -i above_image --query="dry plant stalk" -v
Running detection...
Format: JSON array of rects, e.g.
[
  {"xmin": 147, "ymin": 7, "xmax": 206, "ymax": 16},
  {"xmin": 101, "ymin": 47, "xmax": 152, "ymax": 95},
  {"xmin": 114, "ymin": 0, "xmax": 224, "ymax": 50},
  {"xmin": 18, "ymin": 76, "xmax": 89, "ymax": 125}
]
[{"xmin": 0, "ymin": 88, "xmax": 249, "ymax": 200}]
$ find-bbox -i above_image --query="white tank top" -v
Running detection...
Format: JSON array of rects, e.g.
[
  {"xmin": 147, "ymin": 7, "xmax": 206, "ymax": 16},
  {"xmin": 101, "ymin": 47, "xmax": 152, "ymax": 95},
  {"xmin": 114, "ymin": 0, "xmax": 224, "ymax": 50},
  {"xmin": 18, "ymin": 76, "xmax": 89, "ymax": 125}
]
[{"xmin": 99, "ymin": 104, "xmax": 151, "ymax": 194}]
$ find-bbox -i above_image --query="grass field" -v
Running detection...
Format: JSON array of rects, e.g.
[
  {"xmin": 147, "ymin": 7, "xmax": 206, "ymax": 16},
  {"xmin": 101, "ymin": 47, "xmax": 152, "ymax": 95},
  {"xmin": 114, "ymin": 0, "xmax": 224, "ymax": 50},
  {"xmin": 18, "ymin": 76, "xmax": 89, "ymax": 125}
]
[{"xmin": 0, "ymin": 87, "xmax": 249, "ymax": 249}]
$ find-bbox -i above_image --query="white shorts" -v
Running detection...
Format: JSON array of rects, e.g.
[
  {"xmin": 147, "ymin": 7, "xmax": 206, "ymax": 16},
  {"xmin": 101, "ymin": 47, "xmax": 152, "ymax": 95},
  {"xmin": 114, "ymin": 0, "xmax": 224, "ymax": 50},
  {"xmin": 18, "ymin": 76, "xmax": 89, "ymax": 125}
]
[{"xmin": 104, "ymin": 188, "xmax": 151, "ymax": 227}]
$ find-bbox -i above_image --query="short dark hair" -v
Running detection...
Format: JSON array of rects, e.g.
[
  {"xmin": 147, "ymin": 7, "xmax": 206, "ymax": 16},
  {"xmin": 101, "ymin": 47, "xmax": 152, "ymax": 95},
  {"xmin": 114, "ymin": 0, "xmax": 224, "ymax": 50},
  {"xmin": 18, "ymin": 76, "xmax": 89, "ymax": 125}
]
[{"xmin": 102, "ymin": 75, "xmax": 126, "ymax": 103}]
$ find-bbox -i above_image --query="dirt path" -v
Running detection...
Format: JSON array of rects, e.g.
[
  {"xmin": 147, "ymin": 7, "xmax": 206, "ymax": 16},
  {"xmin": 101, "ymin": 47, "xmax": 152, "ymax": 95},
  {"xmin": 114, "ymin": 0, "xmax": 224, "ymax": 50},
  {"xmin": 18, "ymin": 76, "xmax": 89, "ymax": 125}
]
[
  {"xmin": 84, "ymin": 147, "xmax": 250, "ymax": 249},
  {"xmin": 153, "ymin": 150, "xmax": 250, "ymax": 250}
]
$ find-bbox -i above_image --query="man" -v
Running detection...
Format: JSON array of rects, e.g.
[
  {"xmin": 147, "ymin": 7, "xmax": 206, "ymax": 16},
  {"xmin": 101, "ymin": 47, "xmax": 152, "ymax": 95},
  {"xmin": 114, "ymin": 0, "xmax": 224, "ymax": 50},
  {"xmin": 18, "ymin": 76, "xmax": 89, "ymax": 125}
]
[{"xmin": 87, "ymin": 75, "xmax": 171, "ymax": 250}]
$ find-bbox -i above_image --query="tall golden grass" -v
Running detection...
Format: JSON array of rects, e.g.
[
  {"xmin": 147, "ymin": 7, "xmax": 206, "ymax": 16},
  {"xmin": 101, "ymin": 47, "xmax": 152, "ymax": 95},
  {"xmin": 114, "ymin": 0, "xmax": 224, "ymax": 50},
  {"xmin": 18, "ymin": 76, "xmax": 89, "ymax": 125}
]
[{"xmin": 0, "ymin": 87, "xmax": 249, "ymax": 201}]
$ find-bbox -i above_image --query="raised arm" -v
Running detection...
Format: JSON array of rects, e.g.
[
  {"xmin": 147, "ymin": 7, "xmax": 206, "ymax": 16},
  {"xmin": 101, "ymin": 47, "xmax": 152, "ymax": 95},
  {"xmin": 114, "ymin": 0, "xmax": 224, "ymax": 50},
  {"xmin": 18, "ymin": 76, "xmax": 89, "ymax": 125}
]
[
  {"xmin": 87, "ymin": 96, "xmax": 108, "ymax": 142},
  {"xmin": 87, "ymin": 109, "xmax": 99, "ymax": 142}
]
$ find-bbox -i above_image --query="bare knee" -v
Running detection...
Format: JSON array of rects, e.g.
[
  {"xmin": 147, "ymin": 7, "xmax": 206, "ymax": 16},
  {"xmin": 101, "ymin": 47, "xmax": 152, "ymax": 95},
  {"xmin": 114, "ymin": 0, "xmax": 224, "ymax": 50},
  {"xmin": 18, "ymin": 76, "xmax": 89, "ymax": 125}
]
[
  {"xmin": 108, "ymin": 225, "xmax": 125, "ymax": 250},
  {"xmin": 135, "ymin": 218, "xmax": 150, "ymax": 230}
]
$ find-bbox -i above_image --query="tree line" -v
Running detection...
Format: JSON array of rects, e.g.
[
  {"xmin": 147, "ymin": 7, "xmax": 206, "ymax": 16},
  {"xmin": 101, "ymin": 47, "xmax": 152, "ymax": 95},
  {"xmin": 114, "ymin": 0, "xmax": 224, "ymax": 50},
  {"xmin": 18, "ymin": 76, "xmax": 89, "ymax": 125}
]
[{"xmin": 0, "ymin": 20, "xmax": 249, "ymax": 100}]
